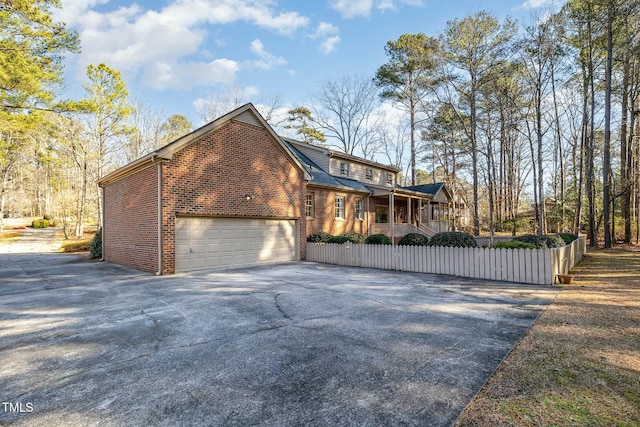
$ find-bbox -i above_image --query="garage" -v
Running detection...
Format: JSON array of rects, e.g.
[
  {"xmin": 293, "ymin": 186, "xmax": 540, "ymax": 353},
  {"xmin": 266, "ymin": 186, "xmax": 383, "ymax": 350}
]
[{"xmin": 175, "ymin": 217, "xmax": 299, "ymax": 272}]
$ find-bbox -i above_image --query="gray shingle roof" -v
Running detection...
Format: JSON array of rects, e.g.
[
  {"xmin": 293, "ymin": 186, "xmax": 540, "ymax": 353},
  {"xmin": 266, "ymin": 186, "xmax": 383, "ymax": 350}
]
[
  {"xmin": 402, "ymin": 183, "xmax": 445, "ymax": 196},
  {"xmin": 284, "ymin": 141, "xmax": 371, "ymax": 193}
]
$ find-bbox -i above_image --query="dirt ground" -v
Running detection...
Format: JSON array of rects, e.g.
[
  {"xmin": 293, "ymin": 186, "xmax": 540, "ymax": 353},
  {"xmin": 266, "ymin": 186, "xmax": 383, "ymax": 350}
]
[{"xmin": 456, "ymin": 244, "xmax": 640, "ymax": 426}]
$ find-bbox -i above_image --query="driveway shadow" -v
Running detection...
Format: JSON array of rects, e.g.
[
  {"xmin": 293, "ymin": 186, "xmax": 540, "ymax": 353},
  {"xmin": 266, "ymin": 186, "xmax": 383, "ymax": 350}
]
[{"xmin": 1, "ymin": 255, "xmax": 557, "ymax": 426}]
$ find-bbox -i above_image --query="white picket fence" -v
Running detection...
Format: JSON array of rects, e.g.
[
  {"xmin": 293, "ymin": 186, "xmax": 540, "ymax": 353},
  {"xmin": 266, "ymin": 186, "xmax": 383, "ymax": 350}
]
[{"xmin": 306, "ymin": 237, "xmax": 586, "ymax": 285}]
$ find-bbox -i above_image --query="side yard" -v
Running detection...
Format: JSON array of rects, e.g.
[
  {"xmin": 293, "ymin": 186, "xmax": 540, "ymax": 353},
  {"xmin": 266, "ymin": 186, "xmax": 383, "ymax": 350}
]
[{"xmin": 456, "ymin": 246, "xmax": 640, "ymax": 426}]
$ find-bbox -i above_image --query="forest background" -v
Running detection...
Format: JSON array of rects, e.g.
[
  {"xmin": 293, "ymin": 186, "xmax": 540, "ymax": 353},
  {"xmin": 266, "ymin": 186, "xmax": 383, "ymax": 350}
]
[{"xmin": 1, "ymin": 0, "xmax": 639, "ymax": 249}]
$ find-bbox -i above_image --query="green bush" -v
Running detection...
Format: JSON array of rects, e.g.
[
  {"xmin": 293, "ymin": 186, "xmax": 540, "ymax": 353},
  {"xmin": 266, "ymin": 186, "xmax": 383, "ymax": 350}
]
[
  {"xmin": 307, "ymin": 230, "xmax": 332, "ymax": 243},
  {"xmin": 364, "ymin": 233, "xmax": 392, "ymax": 245},
  {"xmin": 32, "ymin": 219, "xmax": 50, "ymax": 228},
  {"xmin": 89, "ymin": 228, "xmax": 102, "ymax": 259},
  {"xmin": 43, "ymin": 214, "xmax": 52, "ymax": 220},
  {"xmin": 428, "ymin": 231, "xmax": 477, "ymax": 248},
  {"xmin": 491, "ymin": 240, "xmax": 537, "ymax": 250},
  {"xmin": 327, "ymin": 232, "xmax": 364, "ymax": 244},
  {"xmin": 557, "ymin": 233, "xmax": 578, "ymax": 245},
  {"xmin": 327, "ymin": 235, "xmax": 350, "ymax": 244},
  {"xmin": 398, "ymin": 233, "xmax": 429, "ymax": 246},
  {"xmin": 342, "ymin": 232, "xmax": 365, "ymax": 244},
  {"xmin": 546, "ymin": 234, "xmax": 567, "ymax": 248},
  {"xmin": 513, "ymin": 234, "xmax": 566, "ymax": 249}
]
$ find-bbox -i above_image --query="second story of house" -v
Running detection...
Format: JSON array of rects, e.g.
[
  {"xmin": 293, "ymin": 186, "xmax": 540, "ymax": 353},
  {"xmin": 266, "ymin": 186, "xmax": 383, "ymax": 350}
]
[{"xmin": 283, "ymin": 137, "xmax": 399, "ymax": 190}]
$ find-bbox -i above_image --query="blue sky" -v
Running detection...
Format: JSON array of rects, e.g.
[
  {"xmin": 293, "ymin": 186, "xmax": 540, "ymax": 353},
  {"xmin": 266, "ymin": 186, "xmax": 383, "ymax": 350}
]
[{"xmin": 56, "ymin": 0, "xmax": 564, "ymax": 127}]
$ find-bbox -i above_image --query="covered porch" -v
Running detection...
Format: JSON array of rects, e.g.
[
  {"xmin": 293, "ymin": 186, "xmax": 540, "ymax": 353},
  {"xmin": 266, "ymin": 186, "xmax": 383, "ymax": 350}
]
[{"xmin": 369, "ymin": 188, "xmax": 451, "ymax": 240}]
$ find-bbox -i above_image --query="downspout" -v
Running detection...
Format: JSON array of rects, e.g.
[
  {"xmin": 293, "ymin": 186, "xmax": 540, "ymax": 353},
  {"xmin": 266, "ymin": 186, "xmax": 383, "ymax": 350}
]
[
  {"xmin": 100, "ymin": 184, "xmax": 105, "ymax": 261},
  {"xmin": 152, "ymin": 156, "xmax": 162, "ymax": 275}
]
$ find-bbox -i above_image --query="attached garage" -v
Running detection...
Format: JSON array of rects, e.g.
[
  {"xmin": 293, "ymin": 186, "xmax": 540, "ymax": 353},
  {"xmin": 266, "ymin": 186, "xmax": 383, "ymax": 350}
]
[
  {"xmin": 175, "ymin": 217, "xmax": 299, "ymax": 272},
  {"xmin": 98, "ymin": 103, "xmax": 310, "ymax": 274}
]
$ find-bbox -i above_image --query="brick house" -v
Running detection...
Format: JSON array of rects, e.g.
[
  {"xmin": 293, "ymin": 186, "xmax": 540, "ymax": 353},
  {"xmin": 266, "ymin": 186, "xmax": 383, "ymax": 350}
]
[
  {"xmin": 98, "ymin": 103, "xmax": 453, "ymax": 274},
  {"xmin": 285, "ymin": 139, "xmax": 453, "ymax": 242}
]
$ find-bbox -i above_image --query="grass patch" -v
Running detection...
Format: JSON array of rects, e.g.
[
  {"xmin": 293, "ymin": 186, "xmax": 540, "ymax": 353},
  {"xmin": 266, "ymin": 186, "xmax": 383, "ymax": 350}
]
[
  {"xmin": 456, "ymin": 245, "xmax": 640, "ymax": 427},
  {"xmin": 61, "ymin": 240, "xmax": 92, "ymax": 252},
  {"xmin": 0, "ymin": 231, "xmax": 21, "ymax": 240},
  {"xmin": 60, "ymin": 231, "xmax": 95, "ymax": 253}
]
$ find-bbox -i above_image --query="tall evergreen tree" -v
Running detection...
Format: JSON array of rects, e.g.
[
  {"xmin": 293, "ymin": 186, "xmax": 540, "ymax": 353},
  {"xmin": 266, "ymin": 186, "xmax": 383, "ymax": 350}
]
[
  {"xmin": 442, "ymin": 11, "xmax": 516, "ymax": 236},
  {"xmin": 375, "ymin": 33, "xmax": 440, "ymax": 186}
]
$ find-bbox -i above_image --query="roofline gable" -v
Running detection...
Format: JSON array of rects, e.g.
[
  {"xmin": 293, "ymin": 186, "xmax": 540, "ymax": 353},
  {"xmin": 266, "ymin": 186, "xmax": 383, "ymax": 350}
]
[{"xmin": 98, "ymin": 103, "xmax": 310, "ymax": 185}]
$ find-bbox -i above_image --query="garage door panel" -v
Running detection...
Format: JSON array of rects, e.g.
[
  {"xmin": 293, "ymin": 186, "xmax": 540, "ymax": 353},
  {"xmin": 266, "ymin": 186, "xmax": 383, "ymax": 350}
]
[{"xmin": 175, "ymin": 217, "xmax": 298, "ymax": 272}]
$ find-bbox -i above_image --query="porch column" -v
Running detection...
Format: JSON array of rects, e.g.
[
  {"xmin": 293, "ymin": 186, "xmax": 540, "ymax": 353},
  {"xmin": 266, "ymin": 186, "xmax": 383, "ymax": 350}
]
[
  {"xmin": 389, "ymin": 192, "xmax": 394, "ymax": 243},
  {"xmin": 407, "ymin": 196, "xmax": 411, "ymax": 225}
]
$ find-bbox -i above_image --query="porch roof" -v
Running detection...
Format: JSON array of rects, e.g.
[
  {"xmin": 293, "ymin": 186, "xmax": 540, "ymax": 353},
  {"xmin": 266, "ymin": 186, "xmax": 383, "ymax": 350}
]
[
  {"xmin": 370, "ymin": 187, "xmax": 435, "ymax": 199},
  {"xmin": 402, "ymin": 183, "xmax": 445, "ymax": 197}
]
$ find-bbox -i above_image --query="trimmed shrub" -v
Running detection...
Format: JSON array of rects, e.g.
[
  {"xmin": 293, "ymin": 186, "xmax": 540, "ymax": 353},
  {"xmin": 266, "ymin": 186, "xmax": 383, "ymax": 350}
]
[
  {"xmin": 32, "ymin": 219, "xmax": 50, "ymax": 228},
  {"xmin": 342, "ymin": 232, "xmax": 365, "ymax": 244},
  {"xmin": 307, "ymin": 230, "xmax": 332, "ymax": 243},
  {"xmin": 398, "ymin": 233, "xmax": 429, "ymax": 246},
  {"xmin": 43, "ymin": 214, "xmax": 52, "ymax": 220},
  {"xmin": 327, "ymin": 232, "xmax": 365, "ymax": 244},
  {"xmin": 365, "ymin": 233, "xmax": 392, "ymax": 245},
  {"xmin": 546, "ymin": 234, "xmax": 566, "ymax": 248},
  {"xmin": 327, "ymin": 235, "xmax": 348, "ymax": 244},
  {"xmin": 557, "ymin": 232, "xmax": 578, "ymax": 245},
  {"xmin": 428, "ymin": 231, "xmax": 477, "ymax": 248},
  {"xmin": 89, "ymin": 228, "xmax": 102, "ymax": 259},
  {"xmin": 491, "ymin": 240, "xmax": 536, "ymax": 250},
  {"xmin": 513, "ymin": 234, "xmax": 546, "ymax": 248},
  {"xmin": 513, "ymin": 234, "xmax": 566, "ymax": 249}
]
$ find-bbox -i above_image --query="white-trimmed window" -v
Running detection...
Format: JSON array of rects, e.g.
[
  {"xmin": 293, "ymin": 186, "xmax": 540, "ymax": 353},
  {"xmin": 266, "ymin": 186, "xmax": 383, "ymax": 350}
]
[
  {"xmin": 306, "ymin": 193, "xmax": 314, "ymax": 218},
  {"xmin": 355, "ymin": 199, "xmax": 364, "ymax": 220},
  {"xmin": 340, "ymin": 162, "xmax": 349, "ymax": 177},
  {"xmin": 365, "ymin": 168, "xmax": 373, "ymax": 180},
  {"xmin": 335, "ymin": 196, "xmax": 345, "ymax": 219},
  {"xmin": 386, "ymin": 172, "xmax": 394, "ymax": 185}
]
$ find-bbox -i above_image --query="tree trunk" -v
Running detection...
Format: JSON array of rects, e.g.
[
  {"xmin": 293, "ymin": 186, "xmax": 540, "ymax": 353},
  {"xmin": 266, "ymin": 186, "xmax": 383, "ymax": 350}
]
[
  {"xmin": 603, "ymin": 5, "xmax": 613, "ymax": 248},
  {"xmin": 471, "ymin": 76, "xmax": 480, "ymax": 236},
  {"xmin": 587, "ymin": 17, "xmax": 598, "ymax": 247},
  {"xmin": 620, "ymin": 53, "xmax": 631, "ymax": 243},
  {"xmin": 536, "ymin": 80, "xmax": 545, "ymax": 235}
]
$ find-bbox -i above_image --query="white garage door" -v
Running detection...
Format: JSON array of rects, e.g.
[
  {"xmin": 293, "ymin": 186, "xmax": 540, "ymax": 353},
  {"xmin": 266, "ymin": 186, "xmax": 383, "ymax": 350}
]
[{"xmin": 175, "ymin": 217, "xmax": 298, "ymax": 272}]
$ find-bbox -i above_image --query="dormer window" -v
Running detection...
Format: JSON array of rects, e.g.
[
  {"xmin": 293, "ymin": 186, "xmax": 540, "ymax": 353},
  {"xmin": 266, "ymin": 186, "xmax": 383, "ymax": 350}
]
[
  {"xmin": 340, "ymin": 162, "xmax": 349, "ymax": 177},
  {"xmin": 365, "ymin": 168, "xmax": 373, "ymax": 180},
  {"xmin": 386, "ymin": 172, "xmax": 394, "ymax": 185}
]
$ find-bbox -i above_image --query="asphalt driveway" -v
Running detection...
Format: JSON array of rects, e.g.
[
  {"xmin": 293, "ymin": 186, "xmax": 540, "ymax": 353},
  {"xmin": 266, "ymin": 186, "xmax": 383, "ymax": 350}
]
[{"xmin": 0, "ymin": 244, "xmax": 557, "ymax": 426}]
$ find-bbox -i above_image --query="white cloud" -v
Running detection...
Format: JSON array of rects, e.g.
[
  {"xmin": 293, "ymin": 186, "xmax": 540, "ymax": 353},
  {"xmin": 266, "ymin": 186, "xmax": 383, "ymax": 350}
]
[
  {"xmin": 329, "ymin": 0, "xmax": 423, "ymax": 18},
  {"xmin": 311, "ymin": 22, "xmax": 340, "ymax": 55},
  {"xmin": 314, "ymin": 22, "xmax": 339, "ymax": 38},
  {"xmin": 521, "ymin": 0, "xmax": 550, "ymax": 8},
  {"xmin": 192, "ymin": 85, "xmax": 260, "ymax": 112},
  {"xmin": 329, "ymin": 0, "xmax": 373, "ymax": 18},
  {"xmin": 319, "ymin": 36, "xmax": 341, "ymax": 55},
  {"xmin": 520, "ymin": 0, "xmax": 565, "ymax": 9},
  {"xmin": 147, "ymin": 59, "xmax": 239, "ymax": 90},
  {"xmin": 55, "ymin": 0, "xmax": 110, "ymax": 25},
  {"xmin": 62, "ymin": 0, "xmax": 309, "ymax": 90},
  {"xmin": 248, "ymin": 39, "xmax": 287, "ymax": 70}
]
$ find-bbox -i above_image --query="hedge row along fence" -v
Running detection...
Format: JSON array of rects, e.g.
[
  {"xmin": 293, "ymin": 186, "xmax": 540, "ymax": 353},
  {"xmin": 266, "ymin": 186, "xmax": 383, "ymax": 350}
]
[{"xmin": 307, "ymin": 237, "xmax": 586, "ymax": 285}]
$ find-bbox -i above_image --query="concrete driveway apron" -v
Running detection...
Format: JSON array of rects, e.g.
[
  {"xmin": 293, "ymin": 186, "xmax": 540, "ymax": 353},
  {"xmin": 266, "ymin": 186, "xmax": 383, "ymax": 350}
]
[{"xmin": 0, "ymin": 244, "xmax": 557, "ymax": 426}]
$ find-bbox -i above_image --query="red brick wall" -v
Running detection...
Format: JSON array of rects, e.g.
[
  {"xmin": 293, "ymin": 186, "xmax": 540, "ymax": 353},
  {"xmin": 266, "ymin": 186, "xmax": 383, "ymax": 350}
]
[
  {"xmin": 161, "ymin": 119, "xmax": 306, "ymax": 274},
  {"xmin": 103, "ymin": 165, "xmax": 159, "ymax": 273},
  {"xmin": 305, "ymin": 187, "xmax": 369, "ymax": 237}
]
